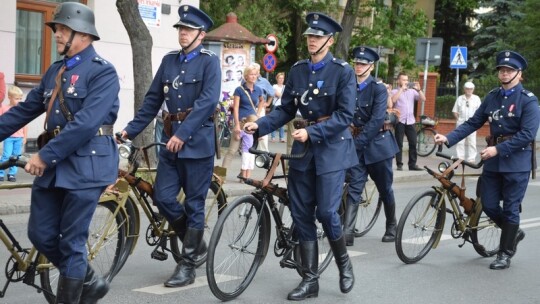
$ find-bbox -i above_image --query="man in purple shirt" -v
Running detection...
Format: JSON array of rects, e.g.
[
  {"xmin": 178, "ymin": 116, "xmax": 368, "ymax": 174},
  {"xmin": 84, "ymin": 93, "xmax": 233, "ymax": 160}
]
[{"xmin": 391, "ymin": 72, "xmax": 426, "ymax": 171}]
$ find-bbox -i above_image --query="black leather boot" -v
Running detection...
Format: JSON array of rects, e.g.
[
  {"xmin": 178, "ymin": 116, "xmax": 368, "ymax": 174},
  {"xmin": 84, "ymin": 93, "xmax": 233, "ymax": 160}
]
[
  {"xmin": 287, "ymin": 241, "xmax": 319, "ymax": 301},
  {"xmin": 55, "ymin": 276, "xmax": 84, "ymax": 304},
  {"xmin": 164, "ymin": 227, "xmax": 203, "ymax": 287},
  {"xmin": 80, "ymin": 265, "xmax": 110, "ymax": 304},
  {"xmin": 382, "ymin": 203, "xmax": 397, "ymax": 243},
  {"xmin": 170, "ymin": 216, "xmax": 207, "ymax": 264},
  {"xmin": 329, "ymin": 235, "xmax": 354, "ymax": 293},
  {"xmin": 490, "ymin": 222, "xmax": 518, "ymax": 270},
  {"xmin": 344, "ymin": 200, "xmax": 361, "ymax": 246},
  {"xmin": 170, "ymin": 215, "xmax": 187, "ymax": 241},
  {"xmin": 512, "ymin": 227, "xmax": 525, "ymax": 257}
]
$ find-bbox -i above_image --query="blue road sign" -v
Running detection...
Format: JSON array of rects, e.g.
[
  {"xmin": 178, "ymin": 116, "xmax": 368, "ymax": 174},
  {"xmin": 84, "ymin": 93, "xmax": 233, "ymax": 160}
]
[{"xmin": 450, "ymin": 46, "xmax": 467, "ymax": 69}]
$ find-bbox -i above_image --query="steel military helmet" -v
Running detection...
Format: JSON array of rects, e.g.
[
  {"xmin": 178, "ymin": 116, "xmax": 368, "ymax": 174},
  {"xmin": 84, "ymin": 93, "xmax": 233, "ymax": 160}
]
[{"xmin": 45, "ymin": 2, "xmax": 100, "ymax": 41}]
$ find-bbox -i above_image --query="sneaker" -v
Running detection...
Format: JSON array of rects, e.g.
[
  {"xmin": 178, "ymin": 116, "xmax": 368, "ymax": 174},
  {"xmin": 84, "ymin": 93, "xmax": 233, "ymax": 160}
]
[
  {"xmin": 280, "ymin": 139, "xmax": 286, "ymax": 143},
  {"xmin": 7, "ymin": 175, "xmax": 16, "ymax": 182}
]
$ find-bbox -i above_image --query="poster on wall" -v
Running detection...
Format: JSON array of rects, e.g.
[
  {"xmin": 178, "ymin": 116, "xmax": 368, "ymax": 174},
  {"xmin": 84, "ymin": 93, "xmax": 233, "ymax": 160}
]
[
  {"xmin": 221, "ymin": 42, "xmax": 251, "ymax": 103},
  {"xmin": 138, "ymin": 0, "xmax": 162, "ymax": 27}
]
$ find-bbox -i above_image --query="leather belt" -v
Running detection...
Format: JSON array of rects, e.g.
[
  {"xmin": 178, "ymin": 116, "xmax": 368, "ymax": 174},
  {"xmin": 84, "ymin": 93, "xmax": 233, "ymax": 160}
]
[
  {"xmin": 349, "ymin": 125, "xmax": 388, "ymax": 137},
  {"xmin": 293, "ymin": 116, "xmax": 331, "ymax": 129},
  {"xmin": 46, "ymin": 125, "xmax": 114, "ymax": 139},
  {"xmin": 162, "ymin": 109, "xmax": 192, "ymax": 122}
]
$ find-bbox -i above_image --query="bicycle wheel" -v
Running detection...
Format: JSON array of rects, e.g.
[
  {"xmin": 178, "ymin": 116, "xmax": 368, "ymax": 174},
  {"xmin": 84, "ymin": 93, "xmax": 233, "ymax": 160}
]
[
  {"xmin": 86, "ymin": 201, "xmax": 126, "ymax": 281},
  {"xmin": 416, "ymin": 128, "xmax": 437, "ymax": 157},
  {"xmin": 39, "ymin": 254, "xmax": 58, "ymax": 304},
  {"xmin": 206, "ymin": 195, "xmax": 270, "ymax": 301},
  {"xmin": 354, "ymin": 184, "xmax": 383, "ymax": 237},
  {"xmin": 395, "ymin": 189, "xmax": 444, "ymax": 264},
  {"xmin": 469, "ymin": 204, "xmax": 500, "ymax": 257},
  {"xmin": 170, "ymin": 180, "xmax": 227, "ymax": 267}
]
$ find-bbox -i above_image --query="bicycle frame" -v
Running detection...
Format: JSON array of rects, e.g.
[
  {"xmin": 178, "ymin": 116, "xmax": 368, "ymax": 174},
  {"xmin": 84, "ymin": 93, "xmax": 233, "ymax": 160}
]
[{"xmin": 0, "ymin": 184, "xmax": 55, "ymax": 299}]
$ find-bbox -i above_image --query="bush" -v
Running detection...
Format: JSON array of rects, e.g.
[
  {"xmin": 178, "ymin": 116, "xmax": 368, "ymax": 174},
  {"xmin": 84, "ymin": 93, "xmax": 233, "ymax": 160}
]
[{"xmin": 435, "ymin": 95, "xmax": 456, "ymax": 119}]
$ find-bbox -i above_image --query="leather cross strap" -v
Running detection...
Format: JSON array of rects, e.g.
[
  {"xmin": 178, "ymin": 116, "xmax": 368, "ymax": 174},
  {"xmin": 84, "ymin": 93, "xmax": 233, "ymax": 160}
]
[{"xmin": 43, "ymin": 65, "xmax": 66, "ymax": 130}]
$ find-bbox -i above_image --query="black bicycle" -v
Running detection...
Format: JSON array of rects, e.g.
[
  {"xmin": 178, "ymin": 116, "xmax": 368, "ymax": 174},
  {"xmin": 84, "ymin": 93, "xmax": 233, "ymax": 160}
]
[{"xmin": 206, "ymin": 143, "xmax": 334, "ymax": 301}]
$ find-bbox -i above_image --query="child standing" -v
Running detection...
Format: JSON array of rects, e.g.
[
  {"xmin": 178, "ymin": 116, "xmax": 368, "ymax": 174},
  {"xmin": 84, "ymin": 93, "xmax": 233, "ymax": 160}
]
[
  {"xmin": 239, "ymin": 115, "xmax": 258, "ymax": 181},
  {"xmin": 0, "ymin": 86, "xmax": 27, "ymax": 182}
]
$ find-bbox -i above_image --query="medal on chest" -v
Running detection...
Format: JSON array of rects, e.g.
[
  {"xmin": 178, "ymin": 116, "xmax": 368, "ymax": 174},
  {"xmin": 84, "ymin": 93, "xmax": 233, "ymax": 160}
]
[{"xmin": 67, "ymin": 74, "xmax": 79, "ymax": 94}]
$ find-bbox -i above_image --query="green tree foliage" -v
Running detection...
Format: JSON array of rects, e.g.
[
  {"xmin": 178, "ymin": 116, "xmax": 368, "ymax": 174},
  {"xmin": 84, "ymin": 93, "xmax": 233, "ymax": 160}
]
[
  {"xmin": 470, "ymin": 0, "xmax": 524, "ymax": 78},
  {"xmin": 432, "ymin": 0, "xmax": 478, "ymax": 83},
  {"xmin": 350, "ymin": 0, "xmax": 428, "ymax": 82},
  {"xmin": 506, "ymin": 0, "xmax": 540, "ymax": 84},
  {"xmin": 200, "ymin": 0, "xmax": 339, "ymax": 73}
]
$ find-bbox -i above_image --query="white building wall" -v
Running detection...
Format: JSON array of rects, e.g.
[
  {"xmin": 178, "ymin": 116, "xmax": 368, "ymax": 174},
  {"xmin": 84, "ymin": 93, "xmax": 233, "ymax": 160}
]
[{"xmin": 1, "ymin": 0, "xmax": 199, "ymax": 138}]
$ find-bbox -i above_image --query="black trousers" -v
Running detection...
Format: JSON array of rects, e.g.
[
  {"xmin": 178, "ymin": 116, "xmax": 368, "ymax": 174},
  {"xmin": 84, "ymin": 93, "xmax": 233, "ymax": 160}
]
[{"xmin": 394, "ymin": 122, "xmax": 417, "ymax": 168}]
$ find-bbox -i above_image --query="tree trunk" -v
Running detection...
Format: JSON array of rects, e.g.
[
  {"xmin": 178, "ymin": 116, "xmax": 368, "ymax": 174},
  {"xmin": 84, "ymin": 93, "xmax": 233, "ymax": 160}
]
[
  {"xmin": 335, "ymin": 0, "xmax": 360, "ymax": 60},
  {"xmin": 116, "ymin": 0, "xmax": 157, "ymax": 164},
  {"xmin": 386, "ymin": 0, "xmax": 399, "ymax": 81}
]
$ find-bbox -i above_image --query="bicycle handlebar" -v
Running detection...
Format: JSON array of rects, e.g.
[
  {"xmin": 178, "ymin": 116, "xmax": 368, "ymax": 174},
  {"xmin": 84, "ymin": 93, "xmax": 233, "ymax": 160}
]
[
  {"xmin": 115, "ymin": 132, "xmax": 166, "ymax": 152},
  {"xmin": 248, "ymin": 133, "xmax": 308, "ymax": 160},
  {"xmin": 0, "ymin": 156, "xmax": 27, "ymax": 170},
  {"xmin": 435, "ymin": 145, "xmax": 483, "ymax": 169}
]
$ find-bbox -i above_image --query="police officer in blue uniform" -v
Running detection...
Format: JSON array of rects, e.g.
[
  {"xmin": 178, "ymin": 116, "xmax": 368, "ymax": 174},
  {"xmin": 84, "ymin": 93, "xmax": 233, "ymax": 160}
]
[
  {"xmin": 244, "ymin": 12, "xmax": 356, "ymax": 301},
  {"xmin": 0, "ymin": 3, "xmax": 118, "ymax": 303},
  {"xmin": 121, "ymin": 5, "xmax": 220, "ymax": 287},
  {"xmin": 435, "ymin": 50, "xmax": 540, "ymax": 270},
  {"xmin": 345, "ymin": 47, "xmax": 400, "ymax": 245}
]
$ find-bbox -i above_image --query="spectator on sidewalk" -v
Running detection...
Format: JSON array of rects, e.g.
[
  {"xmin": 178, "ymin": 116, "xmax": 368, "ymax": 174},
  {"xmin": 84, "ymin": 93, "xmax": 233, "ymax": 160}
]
[
  {"xmin": 452, "ymin": 81, "xmax": 481, "ymax": 162},
  {"xmin": 391, "ymin": 72, "xmax": 426, "ymax": 171},
  {"xmin": 0, "ymin": 72, "xmax": 5, "ymax": 101},
  {"xmin": 239, "ymin": 114, "xmax": 258, "ymax": 181},
  {"xmin": 0, "ymin": 86, "xmax": 28, "ymax": 182},
  {"xmin": 271, "ymin": 72, "xmax": 286, "ymax": 142}
]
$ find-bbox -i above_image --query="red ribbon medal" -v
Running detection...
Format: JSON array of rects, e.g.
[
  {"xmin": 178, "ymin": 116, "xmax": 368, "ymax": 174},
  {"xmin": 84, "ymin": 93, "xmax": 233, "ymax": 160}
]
[{"xmin": 67, "ymin": 75, "xmax": 79, "ymax": 94}]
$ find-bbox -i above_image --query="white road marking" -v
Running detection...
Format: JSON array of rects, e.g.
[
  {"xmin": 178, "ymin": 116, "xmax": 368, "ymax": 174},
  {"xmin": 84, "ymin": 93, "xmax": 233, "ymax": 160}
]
[{"xmin": 134, "ymin": 251, "xmax": 366, "ymax": 294}]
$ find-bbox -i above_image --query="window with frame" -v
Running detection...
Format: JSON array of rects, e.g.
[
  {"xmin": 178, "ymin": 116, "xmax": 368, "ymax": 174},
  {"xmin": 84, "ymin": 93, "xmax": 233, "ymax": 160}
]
[{"xmin": 15, "ymin": 0, "xmax": 85, "ymax": 87}]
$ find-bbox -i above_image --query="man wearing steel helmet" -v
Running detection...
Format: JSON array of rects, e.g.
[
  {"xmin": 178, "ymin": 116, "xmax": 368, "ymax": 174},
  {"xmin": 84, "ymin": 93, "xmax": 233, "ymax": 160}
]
[
  {"xmin": 121, "ymin": 5, "xmax": 220, "ymax": 288},
  {"xmin": 244, "ymin": 12, "xmax": 356, "ymax": 300},
  {"xmin": 344, "ymin": 46, "xmax": 400, "ymax": 245},
  {"xmin": 0, "ymin": 2, "xmax": 119, "ymax": 302},
  {"xmin": 435, "ymin": 51, "xmax": 540, "ymax": 270}
]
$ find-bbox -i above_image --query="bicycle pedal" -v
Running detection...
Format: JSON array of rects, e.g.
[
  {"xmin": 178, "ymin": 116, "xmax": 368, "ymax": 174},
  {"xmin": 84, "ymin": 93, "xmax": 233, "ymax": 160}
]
[
  {"xmin": 279, "ymin": 259, "xmax": 296, "ymax": 269},
  {"xmin": 151, "ymin": 250, "xmax": 168, "ymax": 261}
]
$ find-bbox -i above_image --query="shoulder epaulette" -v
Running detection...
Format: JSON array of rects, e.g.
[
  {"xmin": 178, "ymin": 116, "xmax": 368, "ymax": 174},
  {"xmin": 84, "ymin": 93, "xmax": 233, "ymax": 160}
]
[
  {"xmin": 488, "ymin": 88, "xmax": 499, "ymax": 95},
  {"xmin": 92, "ymin": 56, "xmax": 109, "ymax": 65},
  {"xmin": 201, "ymin": 48, "xmax": 215, "ymax": 56},
  {"xmin": 331, "ymin": 58, "xmax": 348, "ymax": 67},
  {"xmin": 521, "ymin": 89, "xmax": 535, "ymax": 97},
  {"xmin": 165, "ymin": 50, "xmax": 181, "ymax": 56},
  {"xmin": 292, "ymin": 59, "xmax": 309, "ymax": 67}
]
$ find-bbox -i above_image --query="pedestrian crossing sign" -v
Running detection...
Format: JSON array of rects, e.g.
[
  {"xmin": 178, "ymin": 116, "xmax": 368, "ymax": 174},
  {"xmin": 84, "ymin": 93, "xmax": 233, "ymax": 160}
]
[{"xmin": 450, "ymin": 46, "xmax": 467, "ymax": 69}]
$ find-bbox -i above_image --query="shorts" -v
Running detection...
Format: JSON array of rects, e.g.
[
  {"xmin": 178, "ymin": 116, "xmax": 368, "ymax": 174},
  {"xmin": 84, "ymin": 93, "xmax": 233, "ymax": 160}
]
[{"xmin": 241, "ymin": 152, "xmax": 255, "ymax": 170}]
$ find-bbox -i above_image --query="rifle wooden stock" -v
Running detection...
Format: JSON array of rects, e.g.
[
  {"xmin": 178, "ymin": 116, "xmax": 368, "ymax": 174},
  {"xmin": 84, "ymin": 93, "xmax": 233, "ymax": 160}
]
[
  {"xmin": 433, "ymin": 172, "xmax": 474, "ymax": 215},
  {"xmin": 118, "ymin": 169, "xmax": 154, "ymax": 197}
]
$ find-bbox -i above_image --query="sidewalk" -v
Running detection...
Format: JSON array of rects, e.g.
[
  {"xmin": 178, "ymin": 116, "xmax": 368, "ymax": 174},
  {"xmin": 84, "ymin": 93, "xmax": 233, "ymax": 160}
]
[{"xmin": 0, "ymin": 140, "xmax": 484, "ymax": 216}]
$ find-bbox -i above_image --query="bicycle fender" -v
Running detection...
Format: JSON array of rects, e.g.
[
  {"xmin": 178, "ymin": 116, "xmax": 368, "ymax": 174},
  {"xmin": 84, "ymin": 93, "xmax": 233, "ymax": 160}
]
[
  {"xmin": 431, "ymin": 198, "xmax": 446, "ymax": 249},
  {"xmin": 258, "ymin": 203, "xmax": 272, "ymax": 265}
]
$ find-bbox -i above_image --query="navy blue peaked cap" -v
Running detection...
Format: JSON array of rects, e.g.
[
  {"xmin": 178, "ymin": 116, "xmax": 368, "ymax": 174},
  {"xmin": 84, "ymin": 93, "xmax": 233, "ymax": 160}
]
[
  {"xmin": 496, "ymin": 50, "xmax": 528, "ymax": 71},
  {"xmin": 352, "ymin": 46, "xmax": 379, "ymax": 64},
  {"xmin": 303, "ymin": 12, "xmax": 343, "ymax": 36},
  {"xmin": 173, "ymin": 5, "xmax": 213, "ymax": 31}
]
